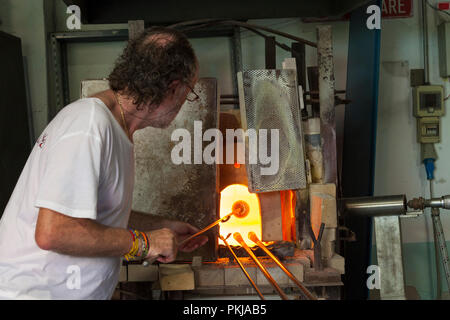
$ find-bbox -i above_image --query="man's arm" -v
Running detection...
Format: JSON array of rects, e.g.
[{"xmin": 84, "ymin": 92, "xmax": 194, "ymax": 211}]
[
  {"xmin": 35, "ymin": 207, "xmax": 177, "ymax": 262},
  {"xmin": 128, "ymin": 210, "xmax": 209, "ymax": 252}
]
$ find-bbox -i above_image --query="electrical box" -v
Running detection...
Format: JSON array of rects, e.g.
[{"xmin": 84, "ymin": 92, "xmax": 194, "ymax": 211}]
[
  {"xmin": 438, "ymin": 22, "xmax": 450, "ymax": 78},
  {"xmin": 417, "ymin": 117, "xmax": 441, "ymax": 144},
  {"xmin": 412, "ymin": 85, "xmax": 445, "ymax": 117}
]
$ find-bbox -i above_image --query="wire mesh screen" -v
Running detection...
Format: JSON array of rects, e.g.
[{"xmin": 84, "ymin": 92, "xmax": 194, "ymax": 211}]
[{"xmin": 238, "ymin": 69, "xmax": 307, "ymax": 193}]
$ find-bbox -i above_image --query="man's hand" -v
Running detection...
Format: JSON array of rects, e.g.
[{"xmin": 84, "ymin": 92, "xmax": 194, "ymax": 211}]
[
  {"xmin": 144, "ymin": 228, "xmax": 178, "ymax": 263},
  {"xmin": 165, "ymin": 221, "xmax": 209, "ymax": 253}
]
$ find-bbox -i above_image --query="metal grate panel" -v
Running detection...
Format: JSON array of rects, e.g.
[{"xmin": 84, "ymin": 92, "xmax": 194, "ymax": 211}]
[{"xmin": 238, "ymin": 69, "xmax": 307, "ymax": 193}]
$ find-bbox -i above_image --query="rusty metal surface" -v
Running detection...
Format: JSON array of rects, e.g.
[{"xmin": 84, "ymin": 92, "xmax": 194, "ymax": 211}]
[
  {"xmin": 374, "ymin": 216, "xmax": 406, "ymax": 300},
  {"xmin": 317, "ymin": 25, "xmax": 337, "ymax": 185},
  {"xmin": 132, "ymin": 78, "xmax": 219, "ymax": 261}
]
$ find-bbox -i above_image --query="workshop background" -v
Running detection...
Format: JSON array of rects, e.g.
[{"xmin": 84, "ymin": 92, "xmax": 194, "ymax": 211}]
[{"xmin": 1, "ymin": 0, "xmax": 450, "ymax": 300}]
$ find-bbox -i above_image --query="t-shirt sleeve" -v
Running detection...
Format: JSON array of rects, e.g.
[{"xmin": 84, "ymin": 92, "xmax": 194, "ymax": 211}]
[{"xmin": 34, "ymin": 133, "xmax": 102, "ymax": 220}]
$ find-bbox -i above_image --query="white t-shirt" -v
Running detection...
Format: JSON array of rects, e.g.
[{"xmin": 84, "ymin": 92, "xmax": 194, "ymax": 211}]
[{"xmin": 0, "ymin": 97, "xmax": 135, "ymax": 299}]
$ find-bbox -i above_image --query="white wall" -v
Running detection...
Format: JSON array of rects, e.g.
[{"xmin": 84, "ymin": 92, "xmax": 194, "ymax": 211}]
[
  {"xmin": 0, "ymin": 0, "xmax": 48, "ymax": 138},
  {"xmin": 374, "ymin": 1, "xmax": 450, "ymax": 243}
]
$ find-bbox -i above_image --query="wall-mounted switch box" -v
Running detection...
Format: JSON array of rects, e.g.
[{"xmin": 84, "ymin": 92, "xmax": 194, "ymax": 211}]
[
  {"xmin": 412, "ymin": 85, "xmax": 445, "ymax": 118},
  {"xmin": 417, "ymin": 117, "xmax": 441, "ymax": 144}
]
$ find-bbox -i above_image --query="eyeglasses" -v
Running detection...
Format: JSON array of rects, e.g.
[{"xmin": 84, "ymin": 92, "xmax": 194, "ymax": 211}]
[{"xmin": 185, "ymin": 83, "xmax": 200, "ymax": 102}]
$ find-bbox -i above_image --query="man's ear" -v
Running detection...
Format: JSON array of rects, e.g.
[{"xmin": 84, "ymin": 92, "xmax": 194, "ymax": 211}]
[{"xmin": 168, "ymin": 80, "xmax": 181, "ymax": 95}]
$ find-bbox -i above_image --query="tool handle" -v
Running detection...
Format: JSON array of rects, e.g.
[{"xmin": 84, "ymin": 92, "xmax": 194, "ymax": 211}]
[{"xmin": 178, "ymin": 212, "xmax": 234, "ymax": 246}]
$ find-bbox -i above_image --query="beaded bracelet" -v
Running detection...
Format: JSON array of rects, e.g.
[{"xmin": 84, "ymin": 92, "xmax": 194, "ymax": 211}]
[
  {"xmin": 124, "ymin": 228, "xmax": 150, "ymax": 261},
  {"xmin": 124, "ymin": 229, "xmax": 140, "ymax": 261}
]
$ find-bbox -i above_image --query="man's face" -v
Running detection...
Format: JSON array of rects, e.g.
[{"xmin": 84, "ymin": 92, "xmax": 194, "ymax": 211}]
[{"xmin": 151, "ymin": 67, "xmax": 199, "ymax": 129}]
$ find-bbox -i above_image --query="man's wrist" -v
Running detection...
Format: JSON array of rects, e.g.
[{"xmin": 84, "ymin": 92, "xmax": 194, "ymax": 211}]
[{"xmin": 124, "ymin": 229, "xmax": 149, "ymax": 261}]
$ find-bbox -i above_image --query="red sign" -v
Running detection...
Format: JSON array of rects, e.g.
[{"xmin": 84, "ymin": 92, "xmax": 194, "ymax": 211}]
[
  {"xmin": 438, "ymin": 2, "xmax": 450, "ymax": 10},
  {"xmin": 382, "ymin": 0, "xmax": 413, "ymax": 18}
]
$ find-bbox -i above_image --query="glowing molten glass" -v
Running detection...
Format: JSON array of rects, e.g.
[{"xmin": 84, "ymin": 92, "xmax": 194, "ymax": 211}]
[{"xmin": 219, "ymin": 184, "xmax": 261, "ymax": 247}]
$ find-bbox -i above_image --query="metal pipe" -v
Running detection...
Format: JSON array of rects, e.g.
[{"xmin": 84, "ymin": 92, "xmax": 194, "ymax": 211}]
[
  {"xmin": 247, "ymin": 232, "xmax": 317, "ymax": 300},
  {"xmin": 341, "ymin": 195, "xmax": 407, "ymax": 217},
  {"xmin": 425, "ymin": 196, "xmax": 450, "ymax": 209},
  {"xmin": 219, "ymin": 234, "xmax": 265, "ymax": 300},
  {"xmin": 422, "ymin": 0, "xmax": 430, "ymax": 84},
  {"xmin": 233, "ymin": 233, "xmax": 289, "ymax": 300},
  {"xmin": 168, "ymin": 18, "xmax": 317, "ymax": 48}
]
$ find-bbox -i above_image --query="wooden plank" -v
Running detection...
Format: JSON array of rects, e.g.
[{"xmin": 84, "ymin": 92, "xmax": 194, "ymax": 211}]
[
  {"xmin": 159, "ymin": 264, "xmax": 195, "ymax": 291},
  {"xmin": 127, "ymin": 264, "xmax": 158, "ymax": 282}
]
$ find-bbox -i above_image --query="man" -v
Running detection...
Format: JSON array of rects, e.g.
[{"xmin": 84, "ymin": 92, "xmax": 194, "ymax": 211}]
[{"xmin": 0, "ymin": 27, "xmax": 208, "ymax": 299}]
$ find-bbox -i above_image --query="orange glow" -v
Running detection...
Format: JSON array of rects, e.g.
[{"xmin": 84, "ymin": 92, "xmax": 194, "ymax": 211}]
[{"xmin": 219, "ymin": 184, "xmax": 261, "ymax": 247}]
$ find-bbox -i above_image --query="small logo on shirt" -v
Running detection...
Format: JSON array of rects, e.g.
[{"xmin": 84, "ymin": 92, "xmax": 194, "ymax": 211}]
[{"xmin": 36, "ymin": 133, "xmax": 47, "ymax": 149}]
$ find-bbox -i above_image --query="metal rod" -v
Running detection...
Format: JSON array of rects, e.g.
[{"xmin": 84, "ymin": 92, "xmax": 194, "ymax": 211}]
[
  {"xmin": 233, "ymin": 233, "xmax": 289, "ymax": 300},
  {"xmin": 219, "ymin": 234, "xmax": 265, "ymax": 300},
  {"xmin": 179, "ymin": 211, "xmax": 234, "ymax": 246},
  {"xmin": 168, "ymin": 19, "xmax": 317, "ymax": 48},
  {"xmin": 247, "ymin": 232, "xmax": 317, "ymax": 300},
  {"xmin": 180, "ymin": 201, "xmax": 249, "ymax": 246}
]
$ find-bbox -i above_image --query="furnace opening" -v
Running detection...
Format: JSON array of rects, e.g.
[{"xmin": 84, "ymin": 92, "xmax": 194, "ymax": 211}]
[{"xmin": 219, "ymin": 184, "xmax": 262, "ymax": 247}]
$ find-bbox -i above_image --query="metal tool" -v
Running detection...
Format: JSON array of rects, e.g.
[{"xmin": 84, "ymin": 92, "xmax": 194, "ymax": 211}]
[
  {"xmin": 233, "ymin": 232, "xmax": 289, "ymax": 300},
  {"xmin": 179, "ymin": 200, "xmax": 250, "ymax": 246},
  {"xmin": 430, "ymin": 208, "xmax": 450, "ymax": 290},
  {"xmin": 408, "ymin": 195, "xmax": 450, "ymax": 291},
  {"xmin": 248, "ymin": 232, "xmax": 317, "ymax": 300},
  {"xmin": 220, "ymin": 233, "xmax": 265, "ymax": 300},
  {"xmin": 407, "ymin": 195, "xmax": 450, "ymax": 210}
]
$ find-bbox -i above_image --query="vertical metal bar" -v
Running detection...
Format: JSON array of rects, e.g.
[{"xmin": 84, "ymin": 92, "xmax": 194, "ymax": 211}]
[
  {"xmin": 22, "ymin": 57, "xmax": 35, "ymax": 146},
  {"xmin": 265, "ymin": 36, "xmax": 276, "ymax": 69},
  {"xmin": 307, "ymin": 66, "xmax": 320, "ymax": 117},
  {"xmin": 431, "ymin": 209, "xmax": 450, "ymax": 290},
  {"xmin": 341, "ymin": 0, "xmax": 381, "ymax": 300},
  {"xmin": 49, "ymin": 34, "xmax": 64, "ymax": 118},
  {"xmin": 317, "ymin": 25, "xmax": 337, "ymax": 185},
  {"xmin": 291, "ymin": 42, "xmax": 306, "ymax": 91},
  {"xmin": 291, "ymin": 42, "xmax": 309, "ymax": 119},
  {"xmin": 60, "ymin": 41, "xmax": 70, "ymax": 106},
  {"xmin": 421, "ymin": 0, "xmax": 430, "ymax": 84},
  {"xmin": 230, "ymin": 26, "xmax": 243, "ymax": 102},
  {"xmin": 128, "ymin": 20, "xmax": 145, "ymax": 40}
]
